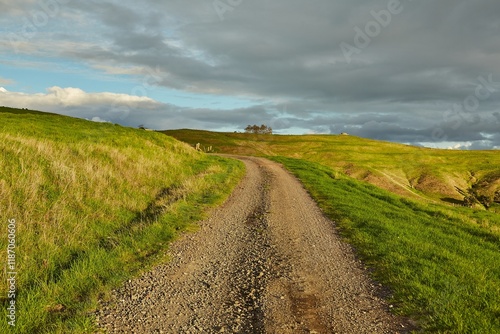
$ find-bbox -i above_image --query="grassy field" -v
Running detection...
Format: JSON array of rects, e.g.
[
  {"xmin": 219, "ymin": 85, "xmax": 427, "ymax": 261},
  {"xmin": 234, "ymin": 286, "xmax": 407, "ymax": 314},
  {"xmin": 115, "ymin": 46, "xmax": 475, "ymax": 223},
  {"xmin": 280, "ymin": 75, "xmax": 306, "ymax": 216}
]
[
  {"xmin": 163, "ymin": 129, "xmax": 500, "ymax": 207},
  {"xmin": 164, "ymin": 129, "xmax": 500, "ymax": 333},
  {"xmin": 2, "ymin": 114, "xmax": 498, "ymax": 332},
  {"xmin": 0, "ymin": 108, "xmax": 244, "ymax": 333},
  {"xmin": 271, "ymin": 157, "xmax": 500, "ymax": 333}
]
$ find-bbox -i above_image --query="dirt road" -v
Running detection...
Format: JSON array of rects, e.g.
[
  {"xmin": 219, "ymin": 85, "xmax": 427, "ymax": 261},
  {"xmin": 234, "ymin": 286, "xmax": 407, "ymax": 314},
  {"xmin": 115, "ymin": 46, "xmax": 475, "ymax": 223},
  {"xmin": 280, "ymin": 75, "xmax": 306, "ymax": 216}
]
[{"xmin": 96, "ymin": 156, "xmax": 411, "ymax": 333}]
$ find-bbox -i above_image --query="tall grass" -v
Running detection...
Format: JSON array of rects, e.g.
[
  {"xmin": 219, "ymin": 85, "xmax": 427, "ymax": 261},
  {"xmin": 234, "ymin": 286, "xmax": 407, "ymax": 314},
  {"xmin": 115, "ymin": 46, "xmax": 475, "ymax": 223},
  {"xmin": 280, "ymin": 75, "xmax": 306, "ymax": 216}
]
[
  {"xmin": 0, "ymin": 108, "xmax": 244, "ymax": 333},
  {"xmin": 272, "ymin": 157, "xmax": 500, "ymax": 333}
]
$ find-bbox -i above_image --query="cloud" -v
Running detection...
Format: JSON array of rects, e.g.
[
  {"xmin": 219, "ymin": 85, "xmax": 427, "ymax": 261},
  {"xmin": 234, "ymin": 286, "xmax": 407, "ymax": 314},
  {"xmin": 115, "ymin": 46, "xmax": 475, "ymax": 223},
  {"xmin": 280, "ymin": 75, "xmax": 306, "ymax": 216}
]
[
  {"xmin": 0, "ymin": 0, "xmax": 499, "ymax": 148},
  {"xmin": 0, "ymin": 86, "xmax": 156, "ymax": 108},
  {"xmin": 0, "ymin": 86, "xmax": 164, "ymax": 126},
  {"xmin": 1, "ymin": 86, "xmax": 499, "ymax": 149},
  {"xmin": 91, "ymin": 116, "xmax": 111, "ymax": 123},
  {"xmin": 0, "ymin": 0, "xmax": 38, "ymax": 15},
  {"xmin": 0, "ymin": 77, "xmax": 14, "ymax": 86},
  {"xmin": 42, "ymin": 0, "xmax": 499, "ymax": 111},
  {"xmin": 0, "ymin": 86, "xmax": 260, "ymax": 130}
]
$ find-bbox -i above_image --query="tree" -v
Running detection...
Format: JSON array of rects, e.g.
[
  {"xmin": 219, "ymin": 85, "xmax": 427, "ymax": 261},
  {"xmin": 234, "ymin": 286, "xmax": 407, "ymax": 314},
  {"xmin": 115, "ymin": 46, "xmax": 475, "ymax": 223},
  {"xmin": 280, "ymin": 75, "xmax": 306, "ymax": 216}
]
[{"xmin": 244, "ymin": 124, "xmax": 273, "ymax": 134}]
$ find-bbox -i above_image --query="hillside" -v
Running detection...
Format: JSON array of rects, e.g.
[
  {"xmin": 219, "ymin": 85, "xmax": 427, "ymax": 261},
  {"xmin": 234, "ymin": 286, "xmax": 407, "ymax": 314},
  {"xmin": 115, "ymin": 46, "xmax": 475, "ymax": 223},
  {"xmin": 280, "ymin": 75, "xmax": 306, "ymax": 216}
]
[
  {"xmin": 269, "ymin": 157, "xmax": 500, "ymax": 333},
  {"xmin": 163, "ymin": 129, "xmax": 500, "ymax": 208},
  {"xmin": 161, "ymin": 129, "xmax": 500, "ymax": 332},
  {"xmin": 1, "ymin": 110, "xmax": 498, "ymax": 333},
  {"xmin": 0, "ymin": 107, "xmax": 244, "ymax": 333}
]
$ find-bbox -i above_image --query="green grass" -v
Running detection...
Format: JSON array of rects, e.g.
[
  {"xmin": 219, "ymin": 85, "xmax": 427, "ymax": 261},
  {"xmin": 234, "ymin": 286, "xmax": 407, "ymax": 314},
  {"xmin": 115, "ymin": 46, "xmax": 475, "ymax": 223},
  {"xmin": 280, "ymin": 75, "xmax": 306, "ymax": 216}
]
[
  {"xmin": 2, "ymin": 111, "xmax": 498, "ymax": 332},
  {"xmin": 271, "ymin": 157, "xmax": 500, "ymax": 333},
  {"xmin": 0, "ymin": 108, "xmax": 245, "ymax": 333},
  {"xmin": 165, "ymin": 129, "xmax": 500, "ymax": 331},
  {"xmin": 164, "ymin": 129, "xmax": 500, "ymax": 205},
  {"xmin": 164, "ymin": 129, "xmax": 500, "ymax": 332}
]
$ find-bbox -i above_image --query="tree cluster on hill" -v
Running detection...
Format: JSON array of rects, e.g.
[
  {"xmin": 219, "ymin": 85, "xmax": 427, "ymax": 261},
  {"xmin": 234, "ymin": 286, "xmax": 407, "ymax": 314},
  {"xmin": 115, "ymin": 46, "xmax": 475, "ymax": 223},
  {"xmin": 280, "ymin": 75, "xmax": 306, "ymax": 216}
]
[{"xmin": 244, "ymin": 124, "xmax": 273, "ymax": 134}]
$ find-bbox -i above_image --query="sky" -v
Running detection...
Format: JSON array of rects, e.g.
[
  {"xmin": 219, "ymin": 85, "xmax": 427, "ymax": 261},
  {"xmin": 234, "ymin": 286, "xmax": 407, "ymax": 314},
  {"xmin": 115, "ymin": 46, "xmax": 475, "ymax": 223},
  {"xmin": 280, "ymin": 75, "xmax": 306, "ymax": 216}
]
[{"xmin": 0, "ymin": 0, "xmax": 499, "ymax": 149}]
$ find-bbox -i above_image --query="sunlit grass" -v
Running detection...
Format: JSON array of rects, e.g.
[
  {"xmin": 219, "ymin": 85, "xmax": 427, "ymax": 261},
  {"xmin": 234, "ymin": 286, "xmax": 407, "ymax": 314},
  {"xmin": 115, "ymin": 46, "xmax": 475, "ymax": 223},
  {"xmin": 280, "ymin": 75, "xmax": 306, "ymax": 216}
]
[
  {"xmin": 0, "ymin": 108, "xmax": 244, "ymax": 333},
  {"xmin": 271, "ymin": 157, "xmax": 500, "ymax": 333},
  {"xmin": 164, "ymin": 129, "xmax": 500, "ymax": 205}
]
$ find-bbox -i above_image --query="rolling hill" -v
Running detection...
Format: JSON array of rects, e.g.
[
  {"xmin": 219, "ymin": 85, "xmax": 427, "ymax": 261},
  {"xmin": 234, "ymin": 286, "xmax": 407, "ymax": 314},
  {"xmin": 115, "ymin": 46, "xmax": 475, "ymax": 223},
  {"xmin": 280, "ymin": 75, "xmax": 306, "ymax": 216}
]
[
  {"xmin": 163, "ymin": 129, "xmax": 500, "ymax": 208},
  {"xmin": 0, "ymin": 107, "xmax": 244, "ymax": 333},
  {"xmin": 164, "ymin": 129, "xmax": 500, "ymax": 333},
  {"xmin": 1, "ymin": 109, "xmax": 499, "ymax": 333}
]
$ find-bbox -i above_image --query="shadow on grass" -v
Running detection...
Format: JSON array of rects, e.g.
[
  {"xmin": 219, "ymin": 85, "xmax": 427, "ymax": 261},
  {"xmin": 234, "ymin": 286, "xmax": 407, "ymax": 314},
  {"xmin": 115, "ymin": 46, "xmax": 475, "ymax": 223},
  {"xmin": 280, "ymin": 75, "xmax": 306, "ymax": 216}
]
[
  {"xmin": 441, "ymin": 197, "xmax": 463, "ymax": 205},
  {"xmin": 98, "ymin": 185, "xmax": 182, "ymax": 250}
]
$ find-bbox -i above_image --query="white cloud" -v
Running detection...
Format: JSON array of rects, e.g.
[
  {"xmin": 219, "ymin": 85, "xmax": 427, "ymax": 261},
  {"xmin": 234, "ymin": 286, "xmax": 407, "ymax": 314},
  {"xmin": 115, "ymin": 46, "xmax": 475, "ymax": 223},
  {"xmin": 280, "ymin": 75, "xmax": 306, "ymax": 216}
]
[
  {"xmin": 0, "ymin": 86, "xmax": 272, "ymax": 132},
  {"xmin": 91, "ymin": 116, "xmax": 110, "ymax": 123},
  {"xmin": 0, "ymin": 86, "xmax": 168, "ymax": 128},
  {"xmin": 0, "ymin": 86, "xmax": 158, "ymax": 109},
  {"xmin": 446, "ymin": 142, "xmax": 472, "ymax": 150}
]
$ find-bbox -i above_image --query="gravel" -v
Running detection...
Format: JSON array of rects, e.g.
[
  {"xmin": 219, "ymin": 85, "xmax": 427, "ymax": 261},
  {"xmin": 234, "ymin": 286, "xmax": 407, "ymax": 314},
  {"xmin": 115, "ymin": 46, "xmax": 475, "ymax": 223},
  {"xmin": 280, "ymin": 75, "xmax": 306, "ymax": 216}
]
[{"xmin": 96, "ymin": 156, "xmax": 414, "ymax": 333}]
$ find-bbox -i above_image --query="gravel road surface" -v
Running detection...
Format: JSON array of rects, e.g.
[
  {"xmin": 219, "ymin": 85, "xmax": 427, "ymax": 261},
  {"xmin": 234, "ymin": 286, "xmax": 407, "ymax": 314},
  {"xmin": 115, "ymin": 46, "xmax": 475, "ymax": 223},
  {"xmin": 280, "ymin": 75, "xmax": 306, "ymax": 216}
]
[{"xmin": 96, "ymin": 156, "xmax": 412, "ymax": 333}]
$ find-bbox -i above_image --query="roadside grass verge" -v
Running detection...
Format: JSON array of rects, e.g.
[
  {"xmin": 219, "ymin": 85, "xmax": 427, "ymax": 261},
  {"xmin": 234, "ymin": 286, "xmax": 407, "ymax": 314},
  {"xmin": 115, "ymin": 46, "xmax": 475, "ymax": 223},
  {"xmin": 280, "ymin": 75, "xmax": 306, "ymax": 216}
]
[
  {"xmin": 271, "ymin": 156, "xmax": 500, "ymax": 333},
  {"xmin": 0, "ymin": 108, "xmax": 244, "ymax": 333}
]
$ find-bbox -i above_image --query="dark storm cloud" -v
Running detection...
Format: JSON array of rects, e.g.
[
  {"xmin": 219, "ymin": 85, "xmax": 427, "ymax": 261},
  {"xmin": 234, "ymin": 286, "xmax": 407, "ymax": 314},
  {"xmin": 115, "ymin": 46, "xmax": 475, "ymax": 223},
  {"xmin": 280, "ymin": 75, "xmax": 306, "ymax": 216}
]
[{"xmin": 1, "ymin": 0, "xmax": 499, "ymax": 148}]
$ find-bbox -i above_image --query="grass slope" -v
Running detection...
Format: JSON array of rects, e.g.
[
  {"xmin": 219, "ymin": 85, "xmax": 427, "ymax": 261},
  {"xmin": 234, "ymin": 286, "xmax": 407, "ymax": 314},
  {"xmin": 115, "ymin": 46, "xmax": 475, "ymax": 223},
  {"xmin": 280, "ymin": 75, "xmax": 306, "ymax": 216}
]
[
  {"xmin": 164, "ymin": 129, "xmax": 500, "ymax": 332},
  {"xmin": 163, "ymin": 129, "xmax": 500, "ymax": 206},
  {"xmin": 272, "ymin": 157, "xmax": 500, "ymax": 333},
  {"xmin": 0, "ymin": 108, "xmax": 244, "ymax": 333}
]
